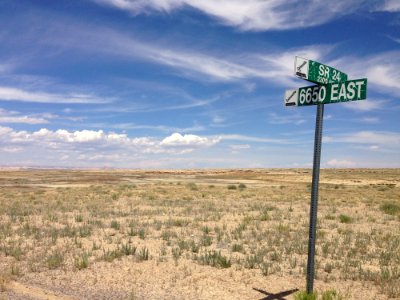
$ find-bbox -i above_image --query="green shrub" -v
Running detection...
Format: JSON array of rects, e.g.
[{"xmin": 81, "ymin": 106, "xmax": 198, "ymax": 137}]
[
  {"xmin": 198, "ymin": 250, "xmax": 231, "ymax": 268},
  {"xmin": 339, "ymin": 214, "xmax": 352, "ymax": 223},
  {"xmin": 227, "ymin": 185, "xmax": 237, "ymax": 190},
  {"xmin": 47, "ymin": 251, "xmax": 64, "ymax": 269},
  {"xmin": 186, "ymin": 183, "xmax": 198, "ymax": 191},
  {"xmin": 74, "ymin": 252, "xmax": 89, "ymax": 270},
  {"xmin": 138, "ymin": 247, "xmax": 149, "ymax": 261},
  {"xmin": 231, "ymin": 243, "xmax": 244, "ymax": 253},
  {"xmin": 322, "ymin": 289, "xmax": 345, "ymax": 300},
  {"xmin": 294, "ymin": 291, "xmax": 317, "ymax": 300},
  {"xmin": 110, "ymin": 220, "xmax": 120, "ymax": 230},
  {"xmin": 380, "ymin": 202, "xmax": 400, "ymax": 216}
]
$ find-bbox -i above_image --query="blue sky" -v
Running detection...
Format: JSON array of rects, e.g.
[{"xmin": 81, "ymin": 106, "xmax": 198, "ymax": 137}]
[{"xmin": 0, "ymin": 0, "xmax": 399, "ymax": 168}]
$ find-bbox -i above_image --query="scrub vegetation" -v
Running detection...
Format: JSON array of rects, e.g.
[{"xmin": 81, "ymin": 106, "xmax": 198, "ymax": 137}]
[{"xmin": 0, "ymin": 168, "xmax": 399, "ymax": 299}]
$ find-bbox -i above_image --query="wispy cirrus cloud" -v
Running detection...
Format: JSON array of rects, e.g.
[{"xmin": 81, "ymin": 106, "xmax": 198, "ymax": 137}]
[
  {"xmin": 342, "ymin": 99, "xmax": 389, "ymax": 112},
  {"xmin": 267, "ymin": 112, "xmax": 308, "ymax": 125},
  {"xmin": 324, "ymin": 131, "xmax": 400, "ymax": 147},
  {"xmin": 218, "ymin": 134, "xmax": 291, "ymax": 144},
  {"xmin": 332, "ymin": 51, "xmax": 400, "ymax": 96},
  {"xmin": 0, "ymin": 108, "xmax": 49, "ymax": 124},
  {"xmin": 374, "ymin": 0, "xmax": 400, "ymax": 12},
  {"xmin": 13, "ymin": 14, "xmax": 328, "ymax": 85},
  {"xmin": 93, "ymin": 0, "xmax": 370, "ymax": 31},
  {"xmin": 0, "ymin": 86, "xmax": 110, "ymax": 104}
]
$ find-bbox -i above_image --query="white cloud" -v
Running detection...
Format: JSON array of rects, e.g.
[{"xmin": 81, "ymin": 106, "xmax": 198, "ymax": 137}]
[
  {"xmin": 375, "ymin": 0, "xmax": 400, "ymax": 12},
  {"xmin": 8, "ymin": 12, "xmax": 336, "ymax": 86},
  {"xmin": 326, "ymin": 159, "xmax": 356, "ymax": 168},
  {"xmin": 0, "ymin": 116, "xmax": 48, "ymax": 124},
  {"xmin": 94, "ymin": 0, "xmax": 369, "ymax": 31},
  {"xmin": 268, "ymin": 112, "xmax": 307, "ymax": 125},
  {"xmin": 342, "ymin": 99, "xmax": 388, "ymax": 112},
  {"xmin": 219, "ymin": 134, "xmax": 290, "ymax": 144},
  {"xmin": 333, "ymin": 51, "xmax": 400, "ymax": 96},
  {"xmin": 387, "ymin": 35, "xmax": 400, "ymax": 44},
  {"xmin": 324, "ymin": 131, "xmax": 400, "ymax": 146},
  {"xmin": 0, "ymin": 86, "xmax": 109, "ymax": 104},
  {"xmin": 0, "ymin": 127, "xmax": 219, "ymax": 158},
  {"xmin": 230, "ymin": 144, "xmax": 250, "ymax": 150},
  {"xmin": 160, "ymin": 132, "xmax": 219, "ymax": 147},
  {"xmin": 360, "ymin": 117, "xmax": 380, "ymax": 124},
  {"xmin": 0, "ymin": 108, "xmax": 49, "ymax": 124},
  {"xmin": 0, "ymin": 146, "xmax": 23, "ymax": 153}
]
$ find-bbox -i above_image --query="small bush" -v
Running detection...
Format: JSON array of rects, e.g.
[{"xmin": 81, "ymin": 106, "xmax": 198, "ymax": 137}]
[
  {"xmin": 380, "ymin": 202, "xmax": 400, "ymax": 216},
  {"xmin": 198, "ymin": 250, "xmax": 231, "ymax": 268},
  {"xmin": 339, "ymin": 214, "xmax": 352, "ymax": 223},
  {"xmin": 120, "ymin": 243, "xmax": 136, "ymax": 256},
  {"xmin": 238, "ymin": 183, "xmax": 247, "ymax": 189},
  {"xmin": 227, "ymin": 185, "xmax": 237, "ymax": 190},
  {"xmin": 102, "ymin": 249, "xmax": 123, "ymax": 262},
  {"xmin": 138, "ymin": 228, "xmax": 146, "ymax": 239},
  {"xmin": 74, "ymin": 252, "xmax": 89, "ymax": 270},
  {"xmin": 138, "ymin": 247, "xmax": 149, "ymax": 261},
  {"xmin": 110, "ymin": 220, "xmax": 120, "ymax": 230},
  {"xmin": 322, "ymin": 289, "xmax": 345, "ymax": 300},
  {"xmin": 47, "ymin": 251, "xmax": 64, "ymax": 269},
  {"xmin": 186, "ymin": 183, "xmax": 198, "ymax": 191},
  {"xmin": 294, "ymin": 291, "xmax": 317, "ymax": 300},
  {"xmin": 231, "ymin": 243, "xmax": 244, "ymax": 253}
]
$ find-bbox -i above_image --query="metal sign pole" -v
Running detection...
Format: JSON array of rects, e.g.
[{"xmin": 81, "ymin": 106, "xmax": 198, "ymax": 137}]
[{"xmin": 306, "ymin": 103, "xmax": 324, "ymax": 294}]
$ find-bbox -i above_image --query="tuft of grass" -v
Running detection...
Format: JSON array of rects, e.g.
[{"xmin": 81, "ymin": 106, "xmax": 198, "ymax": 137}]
[
  {"xmin": 138, "ymin": 228, "xmax": 146, "ymax": 239},
  {"xmin": 321, "ymin": 289, "xmax": 345, "ymax": 300},
  {"xmin": 74, "ymin": 252, "xmax": 90, "ymax": 270},
  {"xmin": 380, "ymin": 202, "xmax": 400, "ymax": 216},
  {"xmin": 197, "ymin": 250, "xmax": 231, "ymax": 268},
  {"xmin": 186, "ymin": 182, "xmax": 198, "ymax": 191},
  {"xmin": 238, "ymin": 183, "xmax": 247, "ymax": 190},
  {"xmin": 47, "ymin": 251, "xmax": 64, "ymax": 269},
  {"xmin": 231, "ymin": 243, "xmax": 244, "ymax": 253},
  {"xmin": 102, "ymin": 249, "xmax": 122, "ymax": 262},
  {"xmin": 120, "ymin": 243, "xmax": 137, "ymax": 256},
  {"xmin": 110, "ymin": 220, "xmax": 120, "ymax": 230},
  {"xmin": 294, "ymin": 291, "xmax": 317, "ymax": 300},
  {"xmin": 137, "ymin": 247, "xmax": 149, "ymax": 261},
  {"xmin": 339, "ymin": 214, "xmax": 352, "ymax": 224},
  {"xmin": 227, "ymin": 185, "xmax": 237, "ymax": 190}
]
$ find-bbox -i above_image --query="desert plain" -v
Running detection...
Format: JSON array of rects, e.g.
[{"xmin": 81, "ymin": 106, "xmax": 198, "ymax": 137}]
[{"xmin": 0, "ymin": 168, "xmax": 399, "ymax": 299}]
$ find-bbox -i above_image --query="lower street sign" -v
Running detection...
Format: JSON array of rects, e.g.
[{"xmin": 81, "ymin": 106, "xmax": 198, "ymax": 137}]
[{"xmin": 284, "ymin": 78, "xmax": 367, "ymax": 107}]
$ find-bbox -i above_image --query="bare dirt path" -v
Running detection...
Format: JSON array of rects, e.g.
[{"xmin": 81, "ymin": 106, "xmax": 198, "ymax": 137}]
[{"xmin": 7, "ymin": 281, "xmax": 77, "ymax": 300}]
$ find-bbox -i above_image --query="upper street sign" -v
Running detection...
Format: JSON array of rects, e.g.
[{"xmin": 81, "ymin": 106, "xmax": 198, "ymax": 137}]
[
  {"xmin": 284, "ymin": 78, "xmax": 367, "ymax": 107},
  {"xmin": 295, "ymin": 56, "xmax": 348, "ymax": 84}
]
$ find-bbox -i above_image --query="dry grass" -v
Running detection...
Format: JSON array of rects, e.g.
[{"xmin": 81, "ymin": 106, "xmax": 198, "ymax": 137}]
[{"xmin": 0, "ymin": 168, "xmax": 399, "ymax": 299}]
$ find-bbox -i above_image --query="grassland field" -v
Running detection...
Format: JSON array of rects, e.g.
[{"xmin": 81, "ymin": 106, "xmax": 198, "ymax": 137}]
[{"xmin": 0, "ymin": 168, "xmax": 399, "ymax": 299}]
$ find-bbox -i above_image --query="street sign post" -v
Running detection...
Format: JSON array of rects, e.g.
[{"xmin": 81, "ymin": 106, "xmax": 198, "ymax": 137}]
[
  {"xmin": 284, "ymin": 78, "xmax": 367, "ymax": 107},
  {"xmin": 284, "ymin": 57, "xmax": 367, "ymax": 296},
  {"xmin": 295, "ymin": 56, "xmax": 348, "ymax": 84}
]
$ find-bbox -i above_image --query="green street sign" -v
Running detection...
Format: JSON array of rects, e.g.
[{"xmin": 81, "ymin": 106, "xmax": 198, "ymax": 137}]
[
  {"xmin": 295, "ymin": 56, "xmax": 348, "ymax": 84},
  {"xmin": 284, "ymin": 78, "xmax": 367, "ymax": 107}
]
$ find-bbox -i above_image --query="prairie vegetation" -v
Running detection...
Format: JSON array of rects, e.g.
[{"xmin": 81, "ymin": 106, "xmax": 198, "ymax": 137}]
[{"xmin": 0, "ymin": 168, "xmax": 399, "ymax": 299}]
